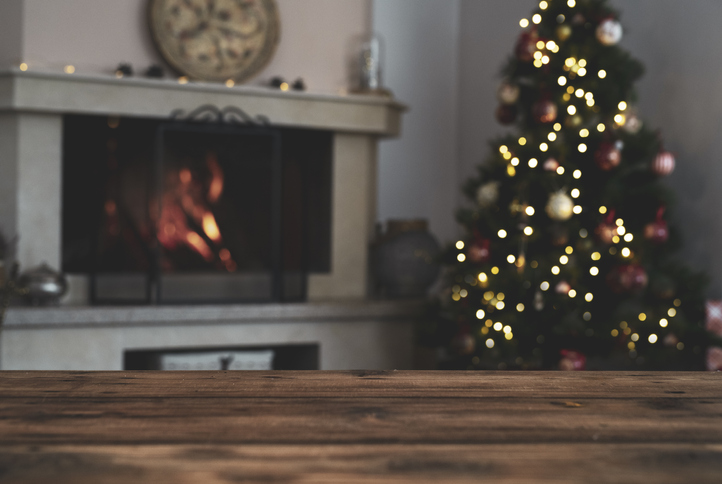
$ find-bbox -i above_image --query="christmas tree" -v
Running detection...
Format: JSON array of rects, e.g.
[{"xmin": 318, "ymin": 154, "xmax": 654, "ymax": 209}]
[{"xmin": 433, "ymin": 0, "xmax": 720, "ymax": 370}]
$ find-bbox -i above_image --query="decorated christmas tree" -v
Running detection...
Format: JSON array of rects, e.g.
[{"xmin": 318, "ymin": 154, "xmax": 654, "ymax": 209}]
[{"xmin": 433, "ymin": 0, "xmax": 720, "ymax": 370}]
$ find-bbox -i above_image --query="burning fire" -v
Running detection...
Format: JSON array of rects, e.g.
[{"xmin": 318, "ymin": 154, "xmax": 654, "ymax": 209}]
[
  {"xmin": 202, "ymin": 212, "xmax": 222, "ymax": 243},
  {"xmin": 156, "ymin": 151, "xmax": 237, "ymax": 271}
]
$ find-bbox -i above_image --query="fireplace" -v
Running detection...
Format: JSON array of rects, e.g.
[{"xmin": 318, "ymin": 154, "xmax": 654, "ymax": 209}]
[
  {"xmin": 62, "ymin": 111, "xmax": 332, "ymax": 304},
  {"xmin": 0, "ymin": 69, "xmax": 417, "ymax": 371}
]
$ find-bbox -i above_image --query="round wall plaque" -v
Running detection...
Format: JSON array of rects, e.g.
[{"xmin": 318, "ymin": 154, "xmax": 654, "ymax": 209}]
[{"xmin": 148, "ymin": 0, "xmax": 280, "ymax": 83}]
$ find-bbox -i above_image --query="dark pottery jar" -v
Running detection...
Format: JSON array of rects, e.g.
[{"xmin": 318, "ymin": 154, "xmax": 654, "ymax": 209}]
[{"xmin": 371, "ymin": 219, "xmax": 440, "ymax": 298}]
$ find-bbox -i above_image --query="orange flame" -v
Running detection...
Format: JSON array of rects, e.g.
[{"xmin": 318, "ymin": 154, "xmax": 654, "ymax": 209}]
[
  {"xmin": 186, "ymin": 232, "xmax": 213, "ymax": 261},
  {"xmin": 202, "ymin": 212, "xmax": 222, "ymax": 243},
  {"xmin": 206, "ymin": 152, "xmax": 224, "ymax": 203}
]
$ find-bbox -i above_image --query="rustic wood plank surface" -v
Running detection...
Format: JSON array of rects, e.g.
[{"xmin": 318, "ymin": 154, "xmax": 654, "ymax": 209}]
[{"xmin": 0, "ymin": 371, "xmax": 720, "ymax": 483}]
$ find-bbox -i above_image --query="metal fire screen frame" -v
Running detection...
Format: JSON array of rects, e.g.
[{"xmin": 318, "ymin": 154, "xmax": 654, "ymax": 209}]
[{"xmin": 89, "ymin": 105, "xmax": 286, "ymax": 304}]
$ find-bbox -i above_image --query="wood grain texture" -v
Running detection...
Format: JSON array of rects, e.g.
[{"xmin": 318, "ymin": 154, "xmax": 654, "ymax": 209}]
[{"xmin": 0, "ymin": 371, "xmax": 721, "ymax": 483}]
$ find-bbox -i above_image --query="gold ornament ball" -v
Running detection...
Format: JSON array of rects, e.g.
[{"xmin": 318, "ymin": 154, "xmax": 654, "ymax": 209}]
[
  {"xmin": 556, "ymin": 25, "xmax": 572, "ymax": 41},
  {"xmin": 546, "ymin": 192, "xmax": 574, "ymax": 221},
  {"xmin": 565, "ymin": 114, "xmax": 583, "ymax": 128}
]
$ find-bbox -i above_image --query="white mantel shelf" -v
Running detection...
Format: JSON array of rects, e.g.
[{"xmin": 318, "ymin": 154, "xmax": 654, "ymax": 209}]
[{"xmin": 0, "ymin": 68, "xmax": 406, "ymax": 136}]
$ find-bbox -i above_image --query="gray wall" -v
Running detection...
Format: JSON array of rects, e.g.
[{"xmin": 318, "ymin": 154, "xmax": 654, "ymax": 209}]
[
  {"xmin": 377, "ymin": 0, "xmax": 722, "ymax": 297},
  {"xmin": 1, "ymin": 0, "xmax": 371, "ymax": 94},
  {"xmin": 373, "ymin": 0, "xmax": 461, "ymax": 240},
  {"xmin": 610, "ymin": 0, "xmax": 722, "ymax": 297},
  {"xmin": 0, "ymin": 0, "xmax": 23, "ymax": 66}
]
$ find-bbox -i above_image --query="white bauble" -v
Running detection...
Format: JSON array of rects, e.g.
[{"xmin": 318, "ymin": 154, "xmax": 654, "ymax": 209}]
[
  {"xmin": 543, "ymin": 158, "xmax": 560, "ymax": 171},
  {"xmin": 476, "ymin": 181, "xmax": 500, "ymax": 207},
  {"xmin": 497, "ymin": 81, "xmax": 520, "ymax": 105},
  {"xmin": 596, "ymin": 19, "xmax": 623, "ymax": 46},
  {"xmin": 624, "ymin": 114, "xmax": 643, "ymax": 134},
  {"xmin": 546, "ymin": 191, "xmax": 574, "ymax": 221}
]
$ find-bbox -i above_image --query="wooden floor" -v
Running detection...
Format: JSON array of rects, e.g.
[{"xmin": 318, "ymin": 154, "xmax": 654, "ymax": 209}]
[{"xmin": 0, "ymin": 371, "xmax": 721, "ymax": 483}]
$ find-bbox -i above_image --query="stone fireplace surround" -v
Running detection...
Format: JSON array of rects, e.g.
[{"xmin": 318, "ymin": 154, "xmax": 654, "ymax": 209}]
[{"xmin": 0, "ymin": 68, "xmax": 416, "ymax": 370}]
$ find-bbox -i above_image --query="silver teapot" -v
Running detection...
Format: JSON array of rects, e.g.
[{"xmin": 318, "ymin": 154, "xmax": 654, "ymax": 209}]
[{"xmin": 18, "ymin": 263, "xmax": 68, "ymax": 306}]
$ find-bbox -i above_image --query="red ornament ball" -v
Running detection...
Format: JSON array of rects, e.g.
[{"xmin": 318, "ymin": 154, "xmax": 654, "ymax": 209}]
[
  {"xmin": 532, "ymin": 100, "xmax": 558, "ymax": 124},
  {"xmin": 543, "ymin": 158, "xmax": 560, "ymax": 171},
  {"xmin": 467, "ymin": 239, "xmax": 491, "ymax": 263},
  {"xmin": 550, "ymin": 224, "xmax": 569, "ymax": 246},
  {"xmin": 645, "ymin": 207, "xmax": 669, "ymax": 244},
  {"xmin": 607, "ymin": 264, "xmax": 649, "ymax": 294},
  {"xmin": 644, "ymin": 221, "xmax": 669, "ymax": 244},
  {"xmin": 652, "ymin": 150, "xmax": 675, "ymax": 176},
  {"xmin": 452, "ymin": 332, "xmax": 476, "ymax": 356},
  {"xmin": 555, "ymin": 280, "xmax": 571, "ymax": 294},
  {"xmin": 515, "ymin": 32, "xmax": 537, "ymax": 62},
  {"xmin": 664, "ymin": 333, "xmax": 679, "ymax": 347},
  {"xmin": 496, "ymin": 104, "xmax": 518, "ymax": 125},
  {"xmin": 595, "ymin": 222, "xmax": 617, "ymax": 244},
  {"xmin": 559, "ymin": 350, "xmax": 586, "ymax": 371},
  {"xmin": 594, "ymin": 141, "xmax": 622, "ymax": 171}
]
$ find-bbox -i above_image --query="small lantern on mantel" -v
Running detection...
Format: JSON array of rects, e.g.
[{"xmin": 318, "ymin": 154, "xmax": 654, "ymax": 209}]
[{"xmin": 351, "ymin": 33, "xmax": 393, "ymax": 97}]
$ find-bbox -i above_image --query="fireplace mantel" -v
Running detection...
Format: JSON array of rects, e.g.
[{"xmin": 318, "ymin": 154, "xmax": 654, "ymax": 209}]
[
  {"xmin": 0, "ymin": 68, "xmax": 405, "ymax": 136},
  {"xmin": 0, "ymin": 68, "xmax": 407, "ymax": 302}
]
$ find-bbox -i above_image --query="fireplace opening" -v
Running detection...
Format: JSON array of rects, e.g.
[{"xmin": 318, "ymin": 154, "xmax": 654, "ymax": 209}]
[{"xmin": 62, "ymin": 114, "xmax": 332, "ymax": 304}]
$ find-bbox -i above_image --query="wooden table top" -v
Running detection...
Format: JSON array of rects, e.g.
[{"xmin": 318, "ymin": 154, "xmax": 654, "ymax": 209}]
[{"xmin": 1, "ymin": 371, "xmax": 721, "ymax": 483}]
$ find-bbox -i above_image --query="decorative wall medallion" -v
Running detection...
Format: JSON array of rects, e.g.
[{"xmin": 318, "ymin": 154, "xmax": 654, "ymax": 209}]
[{"xmin": 148, "ymin": 0, "xmax": 280, "ymax": 83}]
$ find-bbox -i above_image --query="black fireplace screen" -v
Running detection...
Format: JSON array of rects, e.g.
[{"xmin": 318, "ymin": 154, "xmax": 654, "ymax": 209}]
[{"xmin": 62, "ymin": 111, "xmax": 332, "ymax": 304}]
